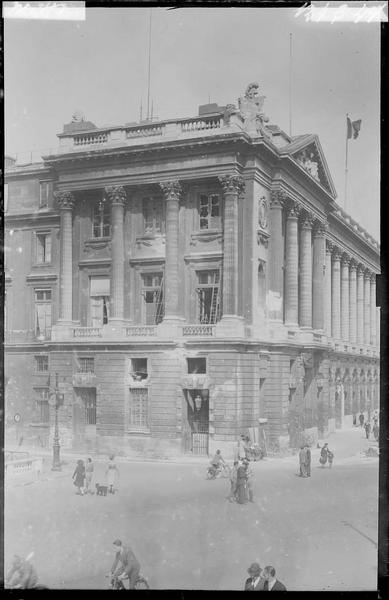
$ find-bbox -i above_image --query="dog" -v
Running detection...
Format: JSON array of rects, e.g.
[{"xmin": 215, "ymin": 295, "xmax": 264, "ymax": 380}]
[{"xmin": 95, "ymin": 483, "xmax": 108, "ymax": 496}]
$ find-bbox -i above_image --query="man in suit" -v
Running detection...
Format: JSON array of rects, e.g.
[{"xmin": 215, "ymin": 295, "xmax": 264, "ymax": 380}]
[
  {"xmin": 244, "ymin": 562, "xmax": 264, "ymax": 590},
  {"xmin": 305, "ymin": 444, "xmax": 312, "ymax": 477},
  {"xmin": 262, "ymin": 566, "xmax": 286, "ymax": 591},
  {"xmin": 111, "ymin": 539, "xmax": 141, "ymax": 589}
]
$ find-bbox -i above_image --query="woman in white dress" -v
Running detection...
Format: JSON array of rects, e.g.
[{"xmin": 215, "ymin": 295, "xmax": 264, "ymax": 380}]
[{"xmin": 106, "ymin": 455, "xmax": 119, "ymax": 494}]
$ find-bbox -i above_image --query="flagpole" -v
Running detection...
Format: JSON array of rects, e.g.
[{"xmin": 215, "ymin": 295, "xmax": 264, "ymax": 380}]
[
  {"xmin": 289, "ymin": 33, "xmax": 293, "ymax": 137},
  {"xmin": 146, "ymin": 8, "xmax": 152, "ymax": 121},
  {"xmin": 345, "ymin": 113, "xmax": 349, "ymax": 212}
]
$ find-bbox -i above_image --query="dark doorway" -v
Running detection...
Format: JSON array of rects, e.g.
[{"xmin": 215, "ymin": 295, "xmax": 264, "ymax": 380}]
[
  {"xmin": 182, "ymin": 389, "xmax": 209, "ymax": 455},
  {"xmin": 73, "ymin": 388, "xmax": 97, "ymax": 449}
]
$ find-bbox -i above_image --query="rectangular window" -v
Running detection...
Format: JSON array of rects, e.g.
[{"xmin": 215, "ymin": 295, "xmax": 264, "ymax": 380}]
[
  {"xmin": 39, "ymin": 182, "xmax": 50, "ymax": 208},
  {"xmin": 131, "ymin": 358, "xmax": 148, "ymax": 381},
  {"xmin": 187, "ymin": 357, "xmax": 207, "ymax": 374},
  {"xmin": 141, "ymin": 272, "xmax": 164, "ymax": 325},
  {"xmin": 35, "ymin": 355, "xmax": 49, "ymax": 372},
  {"xmin": 199, "ymin": 193, "xmax": 221, "ymax": 230},
  {"xmin": 35, "ymin": 289, "xmax": 52, "ymax": 339},
  {"xmin": 129, "ymin": 388, "xmax": 149, "ymax": 430},
  {"xmin": 90, "ymin": 277, "xmax": 110, "ymax": 327},
  {"xmin": 93, "ymin": 200, "xmax": 111, "ymax": 238},
  {"xmin": 196, "ymin": 270, "xmax": 221, "ymax": 324},
  {"xmin": 77, "ymin": 357, "xmax": 95, "ymax": 373},
  {"xmin": 36, "ymin": 232, "xmax": 52, "ymax": 263},
  {"xmin": 34, "ymin": 388, "xmax": 50, "ymax": 423},
  {"xmin": 143, "ymin": 197, "xmax": 164, "ymax": 235}
]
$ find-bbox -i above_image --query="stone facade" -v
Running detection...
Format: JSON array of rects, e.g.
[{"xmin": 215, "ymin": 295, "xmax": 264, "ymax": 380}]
[{"xmin": 4, "ymin": 86, "xmax": 380, "ymax": 458}]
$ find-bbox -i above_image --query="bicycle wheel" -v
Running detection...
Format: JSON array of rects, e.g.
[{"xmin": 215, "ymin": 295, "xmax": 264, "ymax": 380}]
[{"xmin": 135, "ymin": 577, "xmax": 149, "ymax": 590}]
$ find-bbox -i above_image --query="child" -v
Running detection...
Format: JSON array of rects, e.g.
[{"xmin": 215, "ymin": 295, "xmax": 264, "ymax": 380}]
[{"xmin": 327, "ymin": 449, "xmax": 334, "ymax": 468}]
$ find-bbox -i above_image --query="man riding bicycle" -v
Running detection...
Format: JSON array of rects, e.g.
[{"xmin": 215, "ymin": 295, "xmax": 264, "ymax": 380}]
[
  {"xmin": 110, "ymin": 539, "xmax": 141, "ymax": 590},
  {"xmin": 209, "ymin": 450, "xmax": 226, "ymax": 476}
]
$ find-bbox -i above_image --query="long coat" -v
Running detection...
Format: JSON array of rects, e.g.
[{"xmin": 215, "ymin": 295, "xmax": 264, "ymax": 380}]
[
  {"xmin": 236, "ymin": 466, "xmax": 248, "ymax": 503},
  {"xmin": 244, "ymin": 576, "xmax": 265, "ymax": 590},
  {"xmin": 73, "ymin": 464, "xmax": 85, "ymax": 487}
]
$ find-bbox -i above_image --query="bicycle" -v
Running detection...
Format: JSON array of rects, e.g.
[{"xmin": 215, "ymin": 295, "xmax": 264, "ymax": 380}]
[
  {"xmin": 106, "ymin": 572, "xmax": 149, "ymax": 590},
  {"xmin": 206, "ymin": 463, "xmax": 231, "ymax": 480}
]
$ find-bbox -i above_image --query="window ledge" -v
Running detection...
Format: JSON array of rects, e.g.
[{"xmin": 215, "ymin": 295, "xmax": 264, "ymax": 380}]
[
  {"xmin": 190, "ymin": 230, "xmax": 223, "ymax": 245},
  {"xmin": 84, "ymin": 237, "xmax": 111, "ymax": 251},
  {"xmin": 29, "ymin": 422, "xmax": 50, "ymax": 428},
  {"xmin": 125, "ymin": 429, "xmax": 151, "ymax": 436}
]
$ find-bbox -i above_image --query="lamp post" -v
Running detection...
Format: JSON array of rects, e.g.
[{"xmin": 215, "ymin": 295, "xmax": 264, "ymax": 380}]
[{"xmin": 49, "ymin": 372, "xmax": 64, "ymax": 471}]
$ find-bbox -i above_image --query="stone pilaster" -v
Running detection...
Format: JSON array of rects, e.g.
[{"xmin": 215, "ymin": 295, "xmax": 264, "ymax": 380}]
[
  {"xmin": 105, "ymin": 185, "xmax": 126, "ymax": 321},
  {"xmin": 331, "ymin": 248, "xmax": 341, "ymax": 339},
  {"xmin": 370, "ymin": 273, "xmax": 376, "ymax": 346},
  {"xmin": 299, "ymin": 212, "xmax": 313, "ymax": 328},
  {"xmin": 268, "ymin": 190, "xmax": 285, "ymax": 321},
  {"xmin": 312, "ymin": 221, "xmax": 326, "ymax": 331},
  {"xmin": 364, "ymin": 270, "xmax": 371, "ymax": 345},
  {"xmin": 356, "ymin": 265, "xmax": 365, "ymax": 344},
  {"xmin": 55, "ymin": 191, "xmax": 75, "ymax": 322},
  {"xmin": 160, "ymin": 181, "xmax": 182, "ymax": 321},
  {"xmin": 284, "ymin": 201, "xmax": 300, "ymax": 326},
  {"xmin": 218, "ymin": 174, "xmax": 245, "ymax": 318},
  {"xmin": 325, "ymin": 241, "xmax": 333, "ymax": 337},
  {"xmin": 349, "ymin": 260, "xmax": 357, "ymax": 344},
  {"xmin": 340, "ymin": 254, "xmax": 350, "ymax": 341}
]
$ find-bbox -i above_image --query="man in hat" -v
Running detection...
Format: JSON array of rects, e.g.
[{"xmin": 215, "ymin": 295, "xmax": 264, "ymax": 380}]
[
  {"xmin": 244, "ymin": 562, "xmax": 264, "ymax": 590},
  {"xmin": 110, "ymin": 539, "xmax": 140, "ymax": 590},
  {"xmin": 304, "ymin": 444, "xmax": 312, "ymax": 477},
  {"xmin": 262, "ymin": 566, "xmax": 287, "ymax": 590}
]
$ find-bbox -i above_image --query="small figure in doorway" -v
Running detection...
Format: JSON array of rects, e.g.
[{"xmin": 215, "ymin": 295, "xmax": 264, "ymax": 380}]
[
  {"xmin": 72, "ymin": 459, "xmax": 86, "ymax": 495},
  {"xmin": 359, "ymin": 412, "xmax": 365, "ymax": 428},
  {"xmin": 106, "ymin": 455, "xmax": 119, "ymax": 494}
]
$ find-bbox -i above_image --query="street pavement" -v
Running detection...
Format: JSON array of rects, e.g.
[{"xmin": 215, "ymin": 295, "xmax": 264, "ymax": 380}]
[{"xmin": 4, "ymin": 427, "xmax": 379, "ymax": 591}]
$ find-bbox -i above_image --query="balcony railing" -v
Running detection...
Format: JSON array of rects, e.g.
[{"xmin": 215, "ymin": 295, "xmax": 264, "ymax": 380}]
[
  {"xmin": 180, "ymin": 116, "xmax": 222, "ymax": 133},
  {"xmin": 126, "ymin": 124, "xmax": 164, "ymax": 138},
  {"xmin": 125, "ymin": 326, "xmax": 156, "ymax": 337},
  {"xmin": 182, "ymin": 325, "xmax": 215, "ymax": 337},
  {"xmin": 73, "ymin": 132, "xmax": 109, "ymax": 146},
  {"xmin": 73, "ymin": 327, "xmax": 102, "ymax": 338}
]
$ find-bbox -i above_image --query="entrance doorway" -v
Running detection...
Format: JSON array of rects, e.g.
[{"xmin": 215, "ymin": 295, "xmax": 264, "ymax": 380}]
[
  {"xmin": 73, "ymin": 388, "xmax": 97, "ymax": 449},
  {"xmin": 182, "ymin": 389, "xmax": 209, "ymax": 455}
]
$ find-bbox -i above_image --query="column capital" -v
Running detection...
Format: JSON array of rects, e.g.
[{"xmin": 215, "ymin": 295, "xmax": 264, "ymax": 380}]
[
  {"xmin": 105, "ymin": 185, "xmax": 127, "ymax": 205},
  {"xmin": 332, "ymin": 247, "xmax": 342, "ymax": 261},
  {"xmin": 270, "ymin": 189, "xmax": 287, "ymax": 208},
  {"xmin": 364, "ymin": 268, "xmax": 371, "ymax": 279},
  {"xmin": 159, "ymin": 180, "xmax": 182, "ymax": 201},
  {"xmin": 299, "ymin": 210, "xmax": 314, "ymax": 229},
  {"xmin": 326, "ymin": 240, "xmax": 334, "ymax": 254},
  {"xmin": 349, "ymin": 258, "xmax": 358, "ymax": 271},
  {"xmin": 370, "ymin": 272, "xmax": 376, "ymax": 283},
  {"xmin": 54, "ymin": 190, "xmax": 75, "ymax": 210},
  {"xmin": 285, "ymin": 200, "xmax": 301, "ymax": 219},
  {"xmin": 218, "ymin": 174, "xmax": 245, "ymax": 196},
  {"xmin": 341, "ymin": 253, "xmax": 351, "ymax": 266},
  {"xmin": 313, "ymin": 219, "xmax": 327, "ymax": 237},
  {"xmin": 357, "ymin": 263, "xmax": 365, "ymax": 276}
]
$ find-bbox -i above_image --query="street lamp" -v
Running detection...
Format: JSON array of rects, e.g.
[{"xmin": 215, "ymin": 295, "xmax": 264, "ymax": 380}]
[{"xmin": 48, "ymin": 372, "xmax": 64, "ymax": 471}]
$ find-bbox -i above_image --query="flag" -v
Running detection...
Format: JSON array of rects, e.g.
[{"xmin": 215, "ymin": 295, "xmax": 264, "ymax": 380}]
[{"xmin": 347, "ymin": 116, "xmax": 362, "ymax": 140}]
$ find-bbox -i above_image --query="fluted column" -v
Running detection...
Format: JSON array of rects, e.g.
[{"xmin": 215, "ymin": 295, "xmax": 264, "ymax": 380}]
[
  {"xmin": 55, "ymin": 191, "xmax": 75, "ymax": 322},
  {"xmin": 219, "ymin": 174, "xmax": 245, "ymax": 316},
  {"xmin": 331, "ymin": 249, "xmax": 341, "ymax": 339},
  {"xmin": 284, "ymin": 201, "xmax": 300, "ymax": 326},
  {"xmin": 341, "ymin": 254, "xmax": 350, "ymax": 341},
  {"xmin": 299, "ymin": 212, "xmax": 313, "ymax": 328},
  {"xmin": 370, "ymin": 274, "xmax": 376, "ymax": 346},
  {"xmin": 376, "ymin": 307, "xmax": 380, "ymax": 349},
  {"xmin": 312, "ymin": 221, "xmax": 326, "ymax": 331},
  {"xmin": 325, "ymin": 241, "xmax": 333, "ymax": 337},
  {"xmin": 349, "ymin": 261, "xmax": 357, "ymax": 344},
  {"xmin": 160, "ymin": 181, "xmax": 182, "ymax": 320},
  {"xmin": 105, "ymin": 185, "xmax": 126, "ymax": 320},
  {"xmin": 357, "ymin": 265, "xmax": 365, "ymax": 344},
  {"xmin": 364, "ymin": 270, "xmax": 371, "ymax": 345},
  {"xmin": 268, "ymin": 190, "xmax": 285, "ymax": 320}
]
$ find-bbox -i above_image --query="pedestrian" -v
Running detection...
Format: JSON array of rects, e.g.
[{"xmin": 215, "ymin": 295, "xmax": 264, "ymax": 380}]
[
  {"xmin": 319, "ymin": 443, "xmax": 328, "ymax": 467},
  {"xmin": 72, "ymin": 459, "xmax": 86, "ymax": 495},
  {"xmin": 229, "ymin": 461, "xmax": 239, "ymax": 502},
  {"xmin": 238, "ymin": 434, "xmax": 247, "ymax": 461},
  {"xmin": 305, "ymin": 444, "xmax": 311, "ymax": 477},
  {"xmin": 327, "ymin": 448, "xmax": 334, "ymax": 468},
  {"xmin": 85, "ymin": 457, "xmax": 94, "ymax": 494},
  {"xmin": 298, "ymin": 446, "xmax": 307, "ymax": 477},
  {"xmin": 244, "ymin": 562, "xmax": 264, "ymax": 590},
  {"xmin": 373, "ymin": 422, "xmax": 379, "ymax": 442},
  {"xmin": 353, "ymin": 414, "xmax": 357, "ymax": 426},
  {"xmin": 262, "ymin": 566, "xmax": 287, "ymax": 591},
  {"xmin": 236, "ymin": 460, "xmax": 248, "ymax": 504},
  {"xmin": 246, "ymin": 460, "xmax": 254, "ymax": 503},
  {"xmin": 110, "ymin": 539, "xmax": 141, "ymax": 590},
  {"xmin": 359, "ymin": 413, "xmax": 365, "ymax": 428},
  {"xmin": 364, "ymin": 421, "xmax": 371, "ymax": 439},
  {"xmin": 106, "ymin": 455, "xmax": 119, "ymax": 494}
]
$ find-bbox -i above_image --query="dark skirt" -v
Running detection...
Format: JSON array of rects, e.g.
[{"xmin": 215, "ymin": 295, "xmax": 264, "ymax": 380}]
[
  {"xmin": 236, "ymin": 479, "xmax": 247, "ymax": 504},
  {"xmin": 73, "ymin": 471, "xmax": 85, "ymax": 487}
]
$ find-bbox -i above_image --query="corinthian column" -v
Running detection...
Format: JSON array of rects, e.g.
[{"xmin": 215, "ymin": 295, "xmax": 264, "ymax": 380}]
[
  {"xmin": 218, "ymin": 174, "xmax": 245, "ymax": 317},
  {"xmin": 299, "ymin": 212, "xmax": 313, "ymax": 328},
  {"xmin": 364, "ymin": 270, "xmax": 371, "ymax": 345},
  {"xmin": 268, "ymin": 190, "xmax": 285, "ymax": 321},
  {"xmin": 284, "ymin": 201, "xmax": 300, "ymax": 326},
  {"xmin": 370, "ymin": 273, "xmax": 376, "ymax": 346},
  {"xmin": 349, "ymin": 260, "xmax": 357, "ymax": 344},
  {"xmin": 341, "ymin": 254, "xmax": 350, "ymax": 341},
  {"xmin": 357, "ymin": 265, "xmax": 365, "ymax": 344},
  {"xmin": 105, "ymin": 185, "xmax": 126, "ymax": 321},
  {"xmin": 325, "ymin": 241, "xmax": 333, "ymax": 337},
  {"xmin": 331, "ymin": 249, "xmax": 341, "ymax": 339},
  {"xmin": 160, "ymin": 181, "xmax": 182, "ymax": 320},
  {"xmin": 55, "ymin": 191, "xmax": 75, "ymax": 322},
  {"xmin": 312, "ymin": 221, "xmax": 326, "ymax": 331}
]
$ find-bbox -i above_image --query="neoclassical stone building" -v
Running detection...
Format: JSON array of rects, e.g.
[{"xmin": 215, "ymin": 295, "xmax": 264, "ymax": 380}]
[{"xmin": 4, "ymin": 84, "xmax": 380, "ymax": 457}]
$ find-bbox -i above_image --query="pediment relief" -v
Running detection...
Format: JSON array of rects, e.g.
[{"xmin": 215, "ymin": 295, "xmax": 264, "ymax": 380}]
[{"xmin": 288, "ymin": 136, "xmax": 336, "ymax": 197}]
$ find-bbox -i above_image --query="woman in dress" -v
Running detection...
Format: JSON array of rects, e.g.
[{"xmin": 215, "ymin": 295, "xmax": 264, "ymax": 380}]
[
  {"xmin": 319, "ymin": 443, "xmax": 328, "ymax": 467},
  {"xmin": 106, "ymin": 455, "xmax": 119, "ymax": 494},
  {"xmin": 72, "ymin": 459, "xmax": 86, "ymax": 495},
  {"xmin": 236, "ymin": 460, "xmax": 249, "ymax": 504}
]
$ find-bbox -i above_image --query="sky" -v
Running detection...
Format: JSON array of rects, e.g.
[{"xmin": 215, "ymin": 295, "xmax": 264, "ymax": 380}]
[{"xmin": 4, "ymin": 6, "xmax": 380, "ymax": 240}]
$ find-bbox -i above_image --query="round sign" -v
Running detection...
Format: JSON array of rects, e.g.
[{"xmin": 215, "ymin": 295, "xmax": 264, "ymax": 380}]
[
  {"xmin": 48, "ymin": 393, "xmax": 57, "ymax": 407},
  {"xmin": 14, "ymin": 413, "xmax": 21, "ymax": 423}
]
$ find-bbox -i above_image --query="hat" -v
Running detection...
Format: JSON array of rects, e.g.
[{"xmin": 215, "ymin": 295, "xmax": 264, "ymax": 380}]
[{"xmin": 247, "ymin": 563, "xmax": 262, "ymax": 577}]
